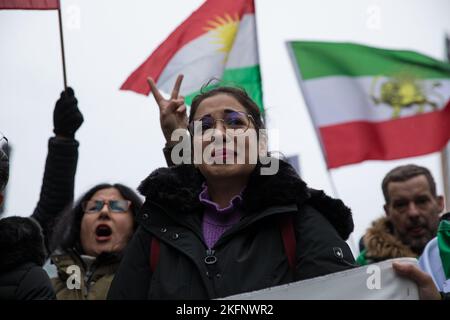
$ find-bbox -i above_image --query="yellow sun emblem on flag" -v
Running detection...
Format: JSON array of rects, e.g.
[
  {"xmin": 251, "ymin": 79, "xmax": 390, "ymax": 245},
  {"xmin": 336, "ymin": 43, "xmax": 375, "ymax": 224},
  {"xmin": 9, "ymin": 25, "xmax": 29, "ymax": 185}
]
[{"xmin": 205, "ymin": 13, "xmax": 240, "ymax": 56}]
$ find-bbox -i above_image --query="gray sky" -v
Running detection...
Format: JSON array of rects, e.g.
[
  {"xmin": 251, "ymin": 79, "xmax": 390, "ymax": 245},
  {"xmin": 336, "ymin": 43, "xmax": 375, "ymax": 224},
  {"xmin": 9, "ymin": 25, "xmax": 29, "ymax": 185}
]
[{"xmin": 1, "ymin": 0, "xmax": 449, "ymax": 255}]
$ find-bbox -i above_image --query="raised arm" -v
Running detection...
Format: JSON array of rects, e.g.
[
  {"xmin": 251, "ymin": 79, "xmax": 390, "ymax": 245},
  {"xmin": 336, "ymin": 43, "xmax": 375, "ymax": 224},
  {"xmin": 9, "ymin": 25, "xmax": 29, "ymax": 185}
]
[{"xmin": 31, "ymin": 88, "xmax": 83, "ymax": 250}]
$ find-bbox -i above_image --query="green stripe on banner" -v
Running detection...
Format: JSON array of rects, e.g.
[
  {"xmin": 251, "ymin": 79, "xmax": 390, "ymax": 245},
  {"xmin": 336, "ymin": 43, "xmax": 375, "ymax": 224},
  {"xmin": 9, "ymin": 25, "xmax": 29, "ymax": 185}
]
[
  {"xmin": 289, "ymin": 41, "xmax": 450, "ymax": 80},
  {"xmin": 437, "ymin": 220, "xmax": 450, "ymax": 279},
  {"xmin": 185, "ymin": 65, "xmax": 263, "ymax": 113}
]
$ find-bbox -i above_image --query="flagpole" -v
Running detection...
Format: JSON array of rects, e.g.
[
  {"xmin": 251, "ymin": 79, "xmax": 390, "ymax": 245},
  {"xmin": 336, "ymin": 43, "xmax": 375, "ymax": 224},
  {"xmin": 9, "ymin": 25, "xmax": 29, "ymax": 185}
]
[
  {"xmin": 441, "ymin": 35, "xmax": 450, "ymax": 211},
  {"xmin": 286, "ymin": 41, "xmax": 341, "ymax": 196},
  {"xmin": 57, "ymin": 0, "xmax": 67, "ymax": 90},
  {"xmin": 325, "ymin": 169, "xmax": 340, "ymax": 198},
  {"xmin": 286, "ymin": 42, "xmax": 359, "ymax": 255}
]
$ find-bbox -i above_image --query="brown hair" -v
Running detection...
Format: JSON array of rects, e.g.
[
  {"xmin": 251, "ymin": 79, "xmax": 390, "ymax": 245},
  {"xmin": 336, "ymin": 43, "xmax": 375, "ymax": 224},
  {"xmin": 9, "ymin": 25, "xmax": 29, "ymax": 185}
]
[
  {"xmin": 189, "ymin": 86, "xmax": 265, "ymax": 131},
  {"xmin": 49, "ymin": 183, "xmax": 143, "ymax": 253},
  {"xmin": 382, "ymin": 164, "xmax": 437, "ymax": 203}
]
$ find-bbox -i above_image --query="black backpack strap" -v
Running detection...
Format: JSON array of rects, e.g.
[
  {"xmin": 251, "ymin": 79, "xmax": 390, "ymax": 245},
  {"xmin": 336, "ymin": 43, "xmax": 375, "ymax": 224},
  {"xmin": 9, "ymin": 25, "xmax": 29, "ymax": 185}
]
[{"xmin": 150, "ymin": 236, "xmax": 160, "ymax": 273}]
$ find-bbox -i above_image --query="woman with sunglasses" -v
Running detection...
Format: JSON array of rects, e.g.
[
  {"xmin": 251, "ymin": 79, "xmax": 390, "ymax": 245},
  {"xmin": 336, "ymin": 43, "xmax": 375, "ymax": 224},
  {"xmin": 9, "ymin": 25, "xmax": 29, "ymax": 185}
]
[{"xmin": 107, "ymin": 76, "xmax": 356, "ymax": 300}]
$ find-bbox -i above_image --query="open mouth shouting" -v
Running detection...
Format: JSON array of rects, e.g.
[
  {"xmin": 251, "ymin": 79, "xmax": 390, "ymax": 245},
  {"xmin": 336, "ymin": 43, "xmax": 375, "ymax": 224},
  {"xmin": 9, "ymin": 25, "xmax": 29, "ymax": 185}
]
[{"xmin": 95, "ymin": 224, "xmax": 113, "ymax": 242}]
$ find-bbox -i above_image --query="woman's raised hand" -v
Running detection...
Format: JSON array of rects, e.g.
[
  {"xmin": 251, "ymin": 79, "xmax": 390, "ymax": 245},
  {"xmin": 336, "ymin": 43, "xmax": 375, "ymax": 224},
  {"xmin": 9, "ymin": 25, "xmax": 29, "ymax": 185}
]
[{"xmin": 148, "ymin": 74, "xmax": 188, "ymax": 144}]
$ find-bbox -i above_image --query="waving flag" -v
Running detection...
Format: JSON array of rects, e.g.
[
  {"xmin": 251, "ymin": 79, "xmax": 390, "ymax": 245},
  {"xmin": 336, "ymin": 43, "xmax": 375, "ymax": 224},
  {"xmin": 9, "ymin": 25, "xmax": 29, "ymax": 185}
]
[
  {"xmin": 121, "ymin": 0, "xmax": 263, "ymax": 111},
  {"xmin": 1, "ymin": 0, "xmax": 67, "ymax": 87},
  {"xmin": 289, "ymin": 41, "xmax": 450, "ymax": 169},
  {"xmin": 0, "ymin": 0, "xmax": 59, "ymax": 10}
]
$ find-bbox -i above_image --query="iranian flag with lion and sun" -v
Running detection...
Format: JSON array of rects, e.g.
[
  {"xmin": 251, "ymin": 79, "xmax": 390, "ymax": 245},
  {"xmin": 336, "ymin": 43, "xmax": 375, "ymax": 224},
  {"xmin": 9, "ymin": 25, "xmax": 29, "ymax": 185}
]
[
  {"xmin": 121, "ymin": 0, "xmax": 263, "ymax": 112},
  {"xmin": 289, "ymin": 41, "xmax": 450, "ymax": 169}
]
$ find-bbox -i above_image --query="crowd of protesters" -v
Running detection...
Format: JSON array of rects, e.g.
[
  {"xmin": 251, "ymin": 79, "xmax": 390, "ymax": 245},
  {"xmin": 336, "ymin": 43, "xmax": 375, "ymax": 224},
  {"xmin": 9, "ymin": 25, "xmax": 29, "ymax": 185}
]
[{"xmin": 0, "ymin": 76, "xmax": 448, "ymax": 300}]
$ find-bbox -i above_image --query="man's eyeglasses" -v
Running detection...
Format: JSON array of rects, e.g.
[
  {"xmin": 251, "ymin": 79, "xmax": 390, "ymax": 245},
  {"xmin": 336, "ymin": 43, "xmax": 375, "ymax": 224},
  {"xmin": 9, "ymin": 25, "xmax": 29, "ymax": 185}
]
[
  {"xmin": 188, "ymin": 111, "xmax": 254, "ymax": 138},
  {"xmin": 82, "ymin": 200, "xmax": 131, "ymax": 213}
]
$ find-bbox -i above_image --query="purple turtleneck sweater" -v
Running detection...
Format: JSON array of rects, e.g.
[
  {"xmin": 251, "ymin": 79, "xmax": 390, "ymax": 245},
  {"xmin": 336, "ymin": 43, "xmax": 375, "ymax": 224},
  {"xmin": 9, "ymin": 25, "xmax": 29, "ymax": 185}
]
[{"xmin": 199, "ymin": 183, "xmax": 243, "ymax": 249}]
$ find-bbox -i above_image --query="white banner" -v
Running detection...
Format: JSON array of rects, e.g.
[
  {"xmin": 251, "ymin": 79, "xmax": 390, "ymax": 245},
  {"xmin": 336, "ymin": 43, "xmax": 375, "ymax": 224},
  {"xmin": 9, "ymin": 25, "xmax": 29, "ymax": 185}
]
[{"xmin": 222, "ymin": 258, "xmax": 419, "ymax": 300}]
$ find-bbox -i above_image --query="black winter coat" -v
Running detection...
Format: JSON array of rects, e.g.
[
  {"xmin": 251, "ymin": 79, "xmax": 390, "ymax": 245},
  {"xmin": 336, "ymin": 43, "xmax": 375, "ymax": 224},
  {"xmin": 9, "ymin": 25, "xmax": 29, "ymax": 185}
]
[
  {"xmin": 0, "ymin": 137, "xmax": 77, "ymax": 300},
  {"xmin": 0, "ymin": 263, "xmax": 55, "ymax": 300},
  {"xmin": 0, "ymin": 217, "xmax": 55, "ymax": 300},
  {"xmin": 108, "ymin": 160, "xmax": 356, "ymax": 299},
  {"xmin": 31, "ymin": 137, "xmax": 79, "ymax": 250}
]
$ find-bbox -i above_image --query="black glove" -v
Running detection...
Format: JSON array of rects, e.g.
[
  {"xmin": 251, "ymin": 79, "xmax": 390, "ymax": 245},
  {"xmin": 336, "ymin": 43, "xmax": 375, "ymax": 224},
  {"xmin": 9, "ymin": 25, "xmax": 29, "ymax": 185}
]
[{"xmin": 53, "ymin": 87, "xmax": 84, "ymax": 138}]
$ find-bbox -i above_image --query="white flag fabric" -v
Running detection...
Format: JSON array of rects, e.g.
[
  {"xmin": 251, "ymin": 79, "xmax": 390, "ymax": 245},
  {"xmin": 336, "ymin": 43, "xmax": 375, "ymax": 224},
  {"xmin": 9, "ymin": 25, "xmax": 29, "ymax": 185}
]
[{"xmin": 222, "ymin": 258, "xmax": 419, "ymax": 300}]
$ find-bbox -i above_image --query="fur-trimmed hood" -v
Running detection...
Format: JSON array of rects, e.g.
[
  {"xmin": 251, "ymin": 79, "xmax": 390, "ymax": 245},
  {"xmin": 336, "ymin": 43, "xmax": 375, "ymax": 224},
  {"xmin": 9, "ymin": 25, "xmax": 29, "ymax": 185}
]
[
  {"xmin": 363, "ymin": 216, "xmax": 417, "ymax": 261},
  {"xmin": 138, "ymin": 160, "xmax": 354, "ymax": 240}
]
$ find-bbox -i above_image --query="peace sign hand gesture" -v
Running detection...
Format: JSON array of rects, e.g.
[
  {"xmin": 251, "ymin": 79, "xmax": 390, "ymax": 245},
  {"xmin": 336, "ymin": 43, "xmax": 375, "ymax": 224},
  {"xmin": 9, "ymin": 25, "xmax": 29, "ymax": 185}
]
[{"xmin": 148, "ymin": 75, "xmax": 188, "ymax": 144}]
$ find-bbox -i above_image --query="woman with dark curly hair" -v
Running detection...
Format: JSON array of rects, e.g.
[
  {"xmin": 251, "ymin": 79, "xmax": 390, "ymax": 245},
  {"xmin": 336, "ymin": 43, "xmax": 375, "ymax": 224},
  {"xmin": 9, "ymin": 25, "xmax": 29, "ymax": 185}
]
[{"xmin": 48, "ymin": 183, "xmax": 142, "ymax": 300}]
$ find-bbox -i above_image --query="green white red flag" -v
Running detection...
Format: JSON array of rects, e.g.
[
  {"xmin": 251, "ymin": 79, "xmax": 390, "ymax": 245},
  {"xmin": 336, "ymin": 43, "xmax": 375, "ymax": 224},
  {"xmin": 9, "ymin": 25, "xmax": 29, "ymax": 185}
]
[{"xmin": 289, "ymin": 41, "xmax": 450, "ymax": 169}]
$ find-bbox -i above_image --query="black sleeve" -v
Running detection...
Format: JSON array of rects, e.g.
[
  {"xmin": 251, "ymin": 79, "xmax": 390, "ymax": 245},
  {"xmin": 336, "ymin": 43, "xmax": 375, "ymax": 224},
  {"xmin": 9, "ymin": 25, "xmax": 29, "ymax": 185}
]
[
  {"xmin": 295, "ymin": 205, "xmax": 356, "ymax": 281},
  {"xmin": 31, "ymin": 137, "xmax": 79, "ymax": 248},
  {"xmin": 16, "ymin": 266, "xmax": 56, "ymax": 300},
  {"xmin": 107, "ymin": 226, "xmax": 153, "ymax": 300}
]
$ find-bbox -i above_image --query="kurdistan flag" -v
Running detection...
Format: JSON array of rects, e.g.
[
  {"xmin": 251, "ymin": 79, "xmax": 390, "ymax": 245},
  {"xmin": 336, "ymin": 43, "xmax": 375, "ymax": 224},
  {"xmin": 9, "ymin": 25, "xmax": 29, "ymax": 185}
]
[
  {"xmin": 289, "ymin": 41, "xmax": 450, "ymax": 169},
  {"xmin": 121, "ymin": 0, "xmax": 263, "ymax": 112}
]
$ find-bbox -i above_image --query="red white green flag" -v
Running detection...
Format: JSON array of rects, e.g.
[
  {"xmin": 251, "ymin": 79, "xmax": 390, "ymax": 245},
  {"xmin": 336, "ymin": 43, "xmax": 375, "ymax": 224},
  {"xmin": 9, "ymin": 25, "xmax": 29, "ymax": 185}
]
[
  {"xmin": 289, "ymin": 41, "xmax": 450, "ymax": 169},
  {"xmin": 121, "ymin": 0, "xmax": 263, "ymax": 111}
]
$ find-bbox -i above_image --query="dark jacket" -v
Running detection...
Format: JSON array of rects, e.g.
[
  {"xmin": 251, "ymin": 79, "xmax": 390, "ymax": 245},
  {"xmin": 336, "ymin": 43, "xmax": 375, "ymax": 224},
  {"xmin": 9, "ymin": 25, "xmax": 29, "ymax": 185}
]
[
  {"xmin": 108, "ymin": 160, "xmax": 356, "ymax": 300},
  {"xmin": 0, "ymin": 137, "xmax": 76, "ymax": 300},
  {"xmin": 0, "ymin": 217, "xmax": 55, "ymax": 300},
  {"xmin": 31, "ymin": 137, "xmax": 79, "ymax": 250},
  {"xmin": 0, "ymin": 263, "xmax": 55, "ymax": 300}
]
